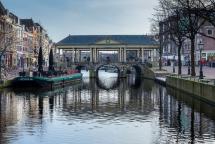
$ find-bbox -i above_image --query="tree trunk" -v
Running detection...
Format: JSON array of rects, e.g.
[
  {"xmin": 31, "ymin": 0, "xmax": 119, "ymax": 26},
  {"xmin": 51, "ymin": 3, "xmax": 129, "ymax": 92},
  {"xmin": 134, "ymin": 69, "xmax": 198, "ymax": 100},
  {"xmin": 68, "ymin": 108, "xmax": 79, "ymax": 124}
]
[
  {"xmin": 159, "ymin": 45, "xmax": 162, "ymax": 70},
  {"xmin": 0, "ymin": 55, "xmax": 2, "ymax": 82},
  {"xmin": 178, "ymin": 43, "xmax": 182, "ymax": 75},
  {"xmin": 38, "ymin": 47, "xmax": 43, "ymax": 73},
  {"xmin": 190, "ymin": 38, "xmax": 196, "ymax": 76}
]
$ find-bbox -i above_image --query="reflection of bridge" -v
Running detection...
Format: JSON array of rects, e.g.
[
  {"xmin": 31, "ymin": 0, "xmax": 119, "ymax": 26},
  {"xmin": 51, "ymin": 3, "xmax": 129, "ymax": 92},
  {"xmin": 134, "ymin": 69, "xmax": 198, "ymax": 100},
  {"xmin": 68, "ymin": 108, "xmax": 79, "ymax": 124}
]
[{"xmin": 56, "ymin": 35, "xmax": 159, "ymax": 77}]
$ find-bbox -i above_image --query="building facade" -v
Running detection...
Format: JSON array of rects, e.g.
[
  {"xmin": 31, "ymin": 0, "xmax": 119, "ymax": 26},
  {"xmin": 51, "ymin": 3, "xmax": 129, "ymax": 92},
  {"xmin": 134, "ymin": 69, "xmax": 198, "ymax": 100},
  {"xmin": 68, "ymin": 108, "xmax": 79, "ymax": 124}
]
[
  {"xmin": 0, "ymin": 1, "xmax": 53, "ymax": 73},
  {"xmin": 56, "ymin": 35, "xmax": 159, "ymax": 67},
  {"xmin": 160, "ymin": 18, "xmax": 215, "ymax": 66}
]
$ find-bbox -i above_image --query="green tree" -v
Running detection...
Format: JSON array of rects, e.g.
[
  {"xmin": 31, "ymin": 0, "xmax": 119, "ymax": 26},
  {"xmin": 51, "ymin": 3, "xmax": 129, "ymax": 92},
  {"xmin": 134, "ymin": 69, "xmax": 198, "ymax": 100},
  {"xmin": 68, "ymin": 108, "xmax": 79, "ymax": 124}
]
[
  {"xmin": 38, "ymin": 47, "xmax": 43, "ymax": 73},
  {"xmin": 48, "ymin": 49, "xmax": 54, "ymax": 71}
]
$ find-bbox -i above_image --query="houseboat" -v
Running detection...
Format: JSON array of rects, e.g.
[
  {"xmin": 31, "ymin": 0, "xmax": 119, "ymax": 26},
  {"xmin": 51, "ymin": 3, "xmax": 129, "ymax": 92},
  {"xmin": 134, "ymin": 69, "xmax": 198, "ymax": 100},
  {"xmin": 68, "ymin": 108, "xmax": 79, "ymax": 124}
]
[{"xmin": 11, "ymin": 70, "xmax": 82, "ymax": 89}]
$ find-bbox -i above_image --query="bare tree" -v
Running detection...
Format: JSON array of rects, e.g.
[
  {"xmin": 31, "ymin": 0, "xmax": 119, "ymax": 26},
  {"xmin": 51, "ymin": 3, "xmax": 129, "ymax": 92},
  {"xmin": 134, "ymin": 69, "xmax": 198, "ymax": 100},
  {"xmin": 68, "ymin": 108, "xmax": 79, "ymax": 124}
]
[
  {"xmin": 152, "ymin": 0, "xmax": 186, "ymax": 72},
  {"xmin": 150, "ymin": 19, "xmax": 163, "ymax": 70},
  {"xmin": 168, "ymin": 10, "xmax": 187, "ymax": 74},
  {"xmin": 0, "ymin": 15, "xmax": 19, "ymax": 82},
  {"xmin": 153, "ymin": 0, "xmax": 209, "ymax": 76},
  {"xmin": 176, "ymin": 0, "xmax": 207, "ymax": 76},
  {"xmin": 151, "ymin": 1, "xmax": 171, "ymax": 70}
]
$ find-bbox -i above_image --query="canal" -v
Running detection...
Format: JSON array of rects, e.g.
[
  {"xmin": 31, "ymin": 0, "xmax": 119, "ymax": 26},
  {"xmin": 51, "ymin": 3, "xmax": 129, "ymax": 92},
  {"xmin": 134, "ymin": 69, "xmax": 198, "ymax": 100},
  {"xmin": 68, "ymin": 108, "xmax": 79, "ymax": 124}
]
[{"xmin": 0, "ymin": 71, "xmax": 215, "ymax": 144}]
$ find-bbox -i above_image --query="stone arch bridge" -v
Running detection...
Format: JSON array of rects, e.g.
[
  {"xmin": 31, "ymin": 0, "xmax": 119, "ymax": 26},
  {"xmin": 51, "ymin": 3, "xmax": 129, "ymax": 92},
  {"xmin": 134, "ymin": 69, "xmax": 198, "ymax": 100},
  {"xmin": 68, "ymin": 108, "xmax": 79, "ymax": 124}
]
[
  {"xmin": 74, "ymin": 62, "xmax": 147, "ymax": 78},
  {"xmin": 56, "ymin": 35, "xmax": 159, "ymax": 78}
]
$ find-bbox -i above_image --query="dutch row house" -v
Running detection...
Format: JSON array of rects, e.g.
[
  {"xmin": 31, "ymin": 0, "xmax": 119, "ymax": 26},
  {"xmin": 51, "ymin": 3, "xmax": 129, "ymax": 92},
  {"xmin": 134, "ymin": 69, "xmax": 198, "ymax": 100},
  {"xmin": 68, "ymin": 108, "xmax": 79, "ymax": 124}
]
[
  {"xmin": 0, "ymin": 1, "xmax": 53, "ymax": 71},
  {"xmin": 160, "ymin": 16, "xmax": 215, "ymax": 67},
  {"xmin": 0, "ymin": 3, "xmax": 22, "ymax": 69}
]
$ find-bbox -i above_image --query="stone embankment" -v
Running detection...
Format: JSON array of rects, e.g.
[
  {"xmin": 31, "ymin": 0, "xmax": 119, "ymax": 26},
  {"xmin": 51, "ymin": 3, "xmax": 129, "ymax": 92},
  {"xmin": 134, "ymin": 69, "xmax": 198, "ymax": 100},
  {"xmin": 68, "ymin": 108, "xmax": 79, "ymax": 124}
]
[
  {"xmin": 166, "ymin": 75, "xmax": 215, "ymax": 104},
  {"xmin": 147, "ymin": 67, "xmax": 215, "ymax": 105}
]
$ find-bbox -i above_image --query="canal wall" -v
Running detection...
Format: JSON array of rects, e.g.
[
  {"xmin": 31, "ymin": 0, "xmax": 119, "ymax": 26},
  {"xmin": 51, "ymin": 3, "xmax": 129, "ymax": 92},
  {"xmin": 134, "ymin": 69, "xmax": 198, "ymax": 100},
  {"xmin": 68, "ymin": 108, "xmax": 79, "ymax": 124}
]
[
  {"xmin": 166, "ymin": 76, "xmax": 215, "ymax": 104},
  {"xmin": 143, "ymin": 67, "xmax": 169, "ymax": 80},
  {"xmin": 143, "ymin": 67, "xmax": 155, "ymax": 79},
  {"xmin": 167, "ymin": 87, "xmax": 215, "ymax": 118},
  {"xmin": 0, "ymin": 80, "xmax": 13, "ymax": 88}
]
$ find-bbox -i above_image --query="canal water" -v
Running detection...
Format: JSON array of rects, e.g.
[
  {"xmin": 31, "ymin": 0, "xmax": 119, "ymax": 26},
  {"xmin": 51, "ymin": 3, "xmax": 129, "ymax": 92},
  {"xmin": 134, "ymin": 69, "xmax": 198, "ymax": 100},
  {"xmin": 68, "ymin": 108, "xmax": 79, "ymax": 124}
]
[{"xmin": 0, "ymin": 71, "xmax": 215, "ymax": 144}]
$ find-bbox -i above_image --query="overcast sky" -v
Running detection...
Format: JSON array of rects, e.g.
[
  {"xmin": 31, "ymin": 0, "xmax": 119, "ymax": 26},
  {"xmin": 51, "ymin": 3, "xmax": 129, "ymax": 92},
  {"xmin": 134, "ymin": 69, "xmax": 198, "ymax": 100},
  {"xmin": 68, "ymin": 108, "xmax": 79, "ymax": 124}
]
[{"xmin": 2, "ymin": 0, "xmax": 158, "ymax": 42}]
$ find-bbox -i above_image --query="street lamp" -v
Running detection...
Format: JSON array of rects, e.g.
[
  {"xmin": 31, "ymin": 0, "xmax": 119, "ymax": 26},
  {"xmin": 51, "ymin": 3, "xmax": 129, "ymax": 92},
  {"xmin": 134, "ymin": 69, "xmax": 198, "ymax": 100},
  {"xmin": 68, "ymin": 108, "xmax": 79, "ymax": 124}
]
[
  {"xmin": 198, "ymin": 41, "xmax": 204, "ymax": 79},
  {"xmin": 173, "ymin": 55, "xmax": 175, "ymax": 73},
  {"xmin": 187, "ymin": 55, "xmax": 190, "ymax": 75}
]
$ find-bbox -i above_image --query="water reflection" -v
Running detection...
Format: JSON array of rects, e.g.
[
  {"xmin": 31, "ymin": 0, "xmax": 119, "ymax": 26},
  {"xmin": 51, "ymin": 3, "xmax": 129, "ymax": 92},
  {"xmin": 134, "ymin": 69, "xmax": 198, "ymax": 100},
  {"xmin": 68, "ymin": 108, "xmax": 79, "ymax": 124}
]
[
  {"xmin": 96, "ymin": 70, "xmax": 119, "ymax": 90},
  {"xmin": 0, "ymin": 76, "xmax": 214, "ymax": 144}
]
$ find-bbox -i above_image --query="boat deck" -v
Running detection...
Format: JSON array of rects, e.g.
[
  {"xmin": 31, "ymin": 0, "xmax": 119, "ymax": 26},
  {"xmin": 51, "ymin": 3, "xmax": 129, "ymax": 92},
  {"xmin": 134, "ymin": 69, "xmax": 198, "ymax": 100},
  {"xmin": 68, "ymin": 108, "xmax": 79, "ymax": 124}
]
[{"xmin": 11, "ymin": 73, "xmax": 82, "ymax": 89}]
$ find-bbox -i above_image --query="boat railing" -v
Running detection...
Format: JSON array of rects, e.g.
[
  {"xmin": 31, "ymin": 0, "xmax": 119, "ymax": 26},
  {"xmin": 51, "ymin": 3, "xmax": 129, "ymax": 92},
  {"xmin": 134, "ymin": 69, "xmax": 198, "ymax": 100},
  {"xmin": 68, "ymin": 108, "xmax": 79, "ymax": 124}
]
[{"xmin": 19, "ymin": 69, "xmax": 80, "ymax": 78}]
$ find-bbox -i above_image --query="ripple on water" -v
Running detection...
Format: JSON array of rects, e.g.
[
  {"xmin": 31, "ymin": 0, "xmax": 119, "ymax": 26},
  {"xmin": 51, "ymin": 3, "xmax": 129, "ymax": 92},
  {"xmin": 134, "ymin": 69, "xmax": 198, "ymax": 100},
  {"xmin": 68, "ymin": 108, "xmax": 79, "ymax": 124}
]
[{"xmin": 0, "ymin": 76, "xmax": 215, "ymax": 144}]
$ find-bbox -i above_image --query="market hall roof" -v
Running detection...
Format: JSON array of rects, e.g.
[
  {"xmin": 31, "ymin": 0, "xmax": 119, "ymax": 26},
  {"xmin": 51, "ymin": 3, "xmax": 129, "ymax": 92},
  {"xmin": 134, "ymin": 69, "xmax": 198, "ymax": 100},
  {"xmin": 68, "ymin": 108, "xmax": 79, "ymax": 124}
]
[{"xmin": 57, "ymin": 35, "xmax": 158, "ymax": 46}]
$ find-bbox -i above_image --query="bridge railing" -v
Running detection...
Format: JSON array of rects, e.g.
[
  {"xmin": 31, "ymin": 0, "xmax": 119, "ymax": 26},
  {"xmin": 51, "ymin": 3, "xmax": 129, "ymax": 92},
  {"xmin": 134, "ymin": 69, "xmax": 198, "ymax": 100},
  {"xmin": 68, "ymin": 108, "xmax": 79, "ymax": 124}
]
[{"xmin": 71, "ymin": 61, "xmax": 146, "ymax": 66}]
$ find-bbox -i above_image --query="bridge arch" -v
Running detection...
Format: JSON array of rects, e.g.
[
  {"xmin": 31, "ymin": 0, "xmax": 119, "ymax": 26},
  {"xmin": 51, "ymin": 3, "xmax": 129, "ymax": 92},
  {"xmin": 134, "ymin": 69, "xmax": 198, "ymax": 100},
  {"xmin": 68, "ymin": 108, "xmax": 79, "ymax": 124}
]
[
  {"xmin": 125, "ymin": 64, "xmax": 143, "ymax": 77},
  {"xmin": 75, "ymin": 65, "xmax": 89, "ymax": 72},
  {"xmin": 95, "ymin": 64, "xmax": 120, "ymax": 78},
  {"xmin": 132, "ymin": 65, "xmax": 142, "ymax": 76},
  {"xmin": 72, "ymin": 62, "xmax": 146, "ymax": 78}
]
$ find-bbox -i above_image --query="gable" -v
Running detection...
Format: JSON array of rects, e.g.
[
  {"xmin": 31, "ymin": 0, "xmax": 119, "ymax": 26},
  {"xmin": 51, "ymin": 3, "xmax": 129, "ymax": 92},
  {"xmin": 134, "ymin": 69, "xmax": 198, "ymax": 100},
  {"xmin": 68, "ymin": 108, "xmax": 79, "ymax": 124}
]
[{"xmin": 95, "ymin": 39, "xmax": 121, "ymax": 45}]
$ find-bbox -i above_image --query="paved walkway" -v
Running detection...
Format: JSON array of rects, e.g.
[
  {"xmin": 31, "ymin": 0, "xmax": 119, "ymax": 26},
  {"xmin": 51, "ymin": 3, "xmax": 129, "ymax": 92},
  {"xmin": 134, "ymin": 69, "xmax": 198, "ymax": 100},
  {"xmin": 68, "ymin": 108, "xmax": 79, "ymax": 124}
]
[{"xmin": 163, "ymin": 66, "xmax": 215, "ymax": 79}]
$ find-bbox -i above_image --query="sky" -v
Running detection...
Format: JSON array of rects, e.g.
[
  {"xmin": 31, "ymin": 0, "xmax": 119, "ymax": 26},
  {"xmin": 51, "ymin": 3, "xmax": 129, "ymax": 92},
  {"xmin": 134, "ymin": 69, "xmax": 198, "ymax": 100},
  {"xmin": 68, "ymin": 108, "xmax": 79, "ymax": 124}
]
[{"xmin": 2, "ymin": 0, "xmax": 158, "ymax": 42}]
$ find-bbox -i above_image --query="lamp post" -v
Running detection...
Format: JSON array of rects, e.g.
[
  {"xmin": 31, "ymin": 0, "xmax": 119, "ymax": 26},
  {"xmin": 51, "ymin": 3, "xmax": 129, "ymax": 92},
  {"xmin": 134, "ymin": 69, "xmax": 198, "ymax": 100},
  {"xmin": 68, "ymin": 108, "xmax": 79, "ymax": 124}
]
[
  {"xmin": 21, "ymin": 56, "xmax": 25, "ymax": 76},
  {"xmin": 198, "ymin": 41, "xmax": 204, "ymax": 79},
  {"xmin": 188, "ymin": 55, "xmax": 190, "ymax": 75},
  {"xmin": 173, "ymin": 54, "xmax": 175, "ymax": 73}
]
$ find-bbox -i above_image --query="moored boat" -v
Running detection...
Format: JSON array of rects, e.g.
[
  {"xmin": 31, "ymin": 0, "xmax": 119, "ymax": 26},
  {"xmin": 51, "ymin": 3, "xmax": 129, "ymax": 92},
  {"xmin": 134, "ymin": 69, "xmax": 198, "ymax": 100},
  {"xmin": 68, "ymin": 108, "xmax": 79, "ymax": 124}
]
[{"xmin": 11, "ymin": 73, "xmax": 82, "ymax": 89}]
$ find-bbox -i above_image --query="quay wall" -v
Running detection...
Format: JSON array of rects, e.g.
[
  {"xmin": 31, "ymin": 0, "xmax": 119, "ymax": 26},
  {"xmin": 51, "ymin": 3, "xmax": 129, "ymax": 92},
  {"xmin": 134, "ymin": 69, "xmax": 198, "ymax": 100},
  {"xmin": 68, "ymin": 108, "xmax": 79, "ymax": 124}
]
[
  {"xmin": 166, "ymin": 76, "xmax": 215, "ymax": 104},
  {"xmin": 0, "ymin": 80, "xmax": 13, "ymax": 88},
  {"xmin": 143, "ymin": 67, "xmax": 155, "ymax": 79}
]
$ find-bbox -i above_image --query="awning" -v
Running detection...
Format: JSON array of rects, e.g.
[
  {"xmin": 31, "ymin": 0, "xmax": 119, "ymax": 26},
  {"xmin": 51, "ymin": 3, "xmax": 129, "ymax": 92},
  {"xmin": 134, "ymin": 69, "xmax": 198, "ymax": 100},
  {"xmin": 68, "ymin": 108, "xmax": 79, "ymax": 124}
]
[{"xmin": 162, "ymin": 55, "xmax": 185, "ymax": 61}]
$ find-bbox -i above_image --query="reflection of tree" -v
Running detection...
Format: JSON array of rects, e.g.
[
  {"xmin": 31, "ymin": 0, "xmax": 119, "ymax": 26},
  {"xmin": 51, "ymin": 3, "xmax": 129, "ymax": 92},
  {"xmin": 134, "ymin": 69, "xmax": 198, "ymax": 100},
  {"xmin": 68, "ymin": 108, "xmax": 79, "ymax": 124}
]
[
  {"xmin": 0, "ymin": 91, "xmax": 23, "ymax": 143},
  {"xmin": 38, "ymin": 96, "xmax": 44, "ymax": 115},
  {"xmin": 0, "ymin": 79, "xmax": 215, "ymax": 143},
  {"xmin": 167, "ymin": 87, "xmax": 215, "ymax": 120},
  {"xmin": 158, "ymin": 87, "xmax": 215, "ymax": 143}
]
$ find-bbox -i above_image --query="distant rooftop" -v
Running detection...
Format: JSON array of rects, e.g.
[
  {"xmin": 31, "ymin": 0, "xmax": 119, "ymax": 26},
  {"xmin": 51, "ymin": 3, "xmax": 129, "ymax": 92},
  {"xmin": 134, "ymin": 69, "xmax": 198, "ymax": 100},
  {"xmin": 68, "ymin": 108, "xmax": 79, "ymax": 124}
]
[
  {"xmin": 20, "ymin": 19, "xmax": 34, "ymax": 27},
  {"xmin": 0, "ymin": 1, "xmax": 6, "ymax": 15},
  {"xmin": 57, "ymin": 35, "xmax": 158, "ymax": 46}
]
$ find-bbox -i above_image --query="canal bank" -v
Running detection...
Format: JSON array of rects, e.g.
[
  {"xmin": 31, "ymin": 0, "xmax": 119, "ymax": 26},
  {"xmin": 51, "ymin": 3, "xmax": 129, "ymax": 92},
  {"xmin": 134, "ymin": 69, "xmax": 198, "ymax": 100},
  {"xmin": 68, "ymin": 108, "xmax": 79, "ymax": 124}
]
[
  {"xmin": 166, "ymin": 75, "xmax": 215, "ymax": 105},
  {"xmin": 143, "ymin": 67, "xmax": 169, "ymax": 80},
  {"xmin": 148, "ymin": 68, "xmax": 215, "ymax": 105},
  {"xmin": 0, "ymin": 80, "xmax": 13, "ymax": 89}
]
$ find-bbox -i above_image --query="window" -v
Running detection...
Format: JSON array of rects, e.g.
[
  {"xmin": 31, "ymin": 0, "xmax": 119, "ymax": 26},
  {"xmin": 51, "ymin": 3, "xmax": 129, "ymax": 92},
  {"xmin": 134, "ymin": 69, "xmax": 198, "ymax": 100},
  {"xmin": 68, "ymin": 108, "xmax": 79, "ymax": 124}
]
[
  {"xmin": 202, "ymin": 53, "xmax": 206, "ymax": 58},
  {"xmin": 207, "ymin": 29, "xmax": 213, "ymax": 36}
]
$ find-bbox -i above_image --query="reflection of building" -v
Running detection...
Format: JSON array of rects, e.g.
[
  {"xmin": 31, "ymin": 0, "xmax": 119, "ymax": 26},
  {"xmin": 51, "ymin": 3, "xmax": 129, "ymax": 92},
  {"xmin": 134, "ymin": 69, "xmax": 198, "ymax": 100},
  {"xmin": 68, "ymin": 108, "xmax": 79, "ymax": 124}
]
[{"xmin": 0, "ymin": 78, "xmax": 214, "ymax": 143}]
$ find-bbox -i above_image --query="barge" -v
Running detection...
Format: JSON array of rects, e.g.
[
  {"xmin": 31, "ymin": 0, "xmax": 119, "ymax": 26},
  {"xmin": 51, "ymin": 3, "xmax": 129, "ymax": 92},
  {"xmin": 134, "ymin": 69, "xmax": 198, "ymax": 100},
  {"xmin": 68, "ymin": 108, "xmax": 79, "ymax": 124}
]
[{"xmin": 11, "ymin": 73, "xmax": 82, "ymax": 89}]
